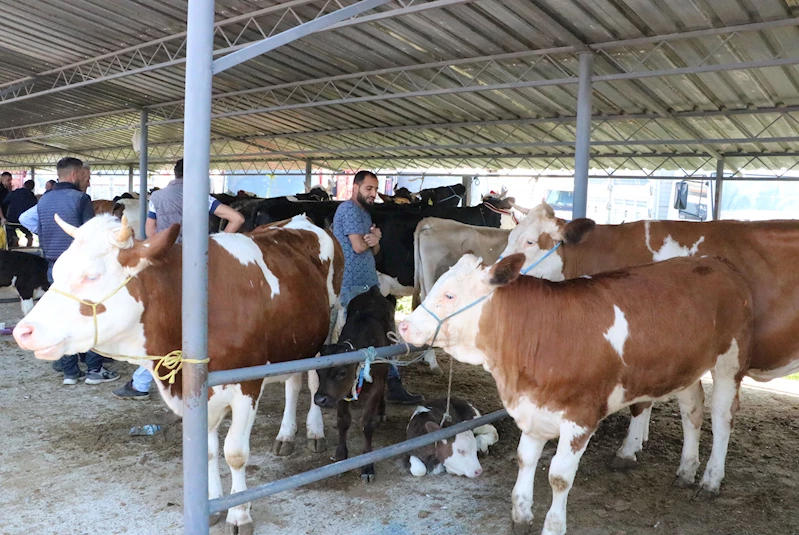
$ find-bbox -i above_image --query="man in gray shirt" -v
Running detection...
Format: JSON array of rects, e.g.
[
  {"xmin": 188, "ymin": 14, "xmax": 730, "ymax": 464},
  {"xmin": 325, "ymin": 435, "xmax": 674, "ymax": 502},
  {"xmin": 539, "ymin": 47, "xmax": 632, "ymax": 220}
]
[{"xmin": 333, "ymin": 170, "xmax": 422, "ymax": 404}]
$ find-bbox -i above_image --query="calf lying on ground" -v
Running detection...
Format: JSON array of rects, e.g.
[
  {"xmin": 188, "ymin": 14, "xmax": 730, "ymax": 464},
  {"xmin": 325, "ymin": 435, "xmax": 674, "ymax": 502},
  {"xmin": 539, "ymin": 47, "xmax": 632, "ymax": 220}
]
[
  {"xmin": 314, "ymin": 286, "xmax": 395, "ymax": 482},
  {"xmin": 406, "ymin": 397, "xmax": 499, "ymax": 478},
  {"xmin": 0, "ymin": 250, "xmax": 49, "ymax": 314},
  {"xmin": 399, "ymin": 254, "xmax": 753, "ymax": 535}
]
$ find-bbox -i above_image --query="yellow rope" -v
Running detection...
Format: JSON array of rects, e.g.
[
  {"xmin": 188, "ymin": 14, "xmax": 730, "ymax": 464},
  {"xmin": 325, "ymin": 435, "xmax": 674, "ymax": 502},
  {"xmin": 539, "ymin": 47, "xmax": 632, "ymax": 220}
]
[{"xmin": 48, "ymin": 276, "xmax": 209, "ymax": 384}]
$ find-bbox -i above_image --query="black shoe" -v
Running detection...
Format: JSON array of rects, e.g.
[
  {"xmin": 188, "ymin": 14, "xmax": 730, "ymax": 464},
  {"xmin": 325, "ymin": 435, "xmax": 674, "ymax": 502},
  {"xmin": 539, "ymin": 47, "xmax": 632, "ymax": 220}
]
[
  {"xmin": 386, "ymin": 377, "xmax": 424, "ymax": 405},
  {"xmin": 112, "ymin": 380, "xmax": 150, "ymax": 400}
]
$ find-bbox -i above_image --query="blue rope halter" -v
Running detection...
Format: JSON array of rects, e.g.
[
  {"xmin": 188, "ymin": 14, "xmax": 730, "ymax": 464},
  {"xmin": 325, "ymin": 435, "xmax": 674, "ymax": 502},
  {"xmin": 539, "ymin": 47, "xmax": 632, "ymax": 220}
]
[{"xmin": 419, "ymin": 292, "xmax": 492, "ymax": 348}]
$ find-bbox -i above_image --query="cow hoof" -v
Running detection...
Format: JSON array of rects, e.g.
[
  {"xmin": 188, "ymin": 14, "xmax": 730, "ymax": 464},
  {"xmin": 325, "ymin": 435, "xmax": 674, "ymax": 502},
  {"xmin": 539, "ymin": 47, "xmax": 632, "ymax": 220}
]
[
  {"xmin": 361, "ymin": 465, "xmax": 376, "ymax": 483},
  {"xmin": 271, "ymin": 439, "xmax": 294, "ymax": 456},
  {"xmin": 608, "ymin": 455, "xmax": 637, "ymax": 471},
  {"xmin": 333, "ymin": 445, "xmax": 348, "ymax": 462},
  {"xmin": 510, "ymin": 521, "xmax": 535, "ymax": 534},
  {"xmin": 308, "ymin": 437, "xmax": 327, "ymax": 453},
  {"xmin": 672, "ymin": 476, "xmax": 694, "ymax": 489},
  {"xmin": 225, "ymin": 522, "xmax": 253, "ymax": 535},
  {"xmin": 209, "ymin": 513, "xmax": 223, "ymax": 527}
]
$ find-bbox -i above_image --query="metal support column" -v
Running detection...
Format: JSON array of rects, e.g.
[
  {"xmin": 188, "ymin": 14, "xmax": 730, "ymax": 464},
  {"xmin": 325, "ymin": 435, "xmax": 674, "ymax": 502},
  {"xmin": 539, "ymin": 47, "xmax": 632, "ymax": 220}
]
[
  {"xmin": 573, "ymin": 52, "xmax": 594, "ymax": 220},
  {"xmin": 128, "ymin": 164, "xmax": 134, "ymax": 192},
  {"xmin": 182, "ymin": 0, "xmax": 214, "ymax": 533},
  {"xmin": 462, "ymin": 176, "xmax": 472, "ymax": 206},
  {"xmin": 29, "ymin": 166, "xmax": 35, "ymax": 184},
  {"xmin": 139, "ymin": 110, "xmax": 149, "ymax": 238},
  {"xmin": 305, "ymin": 159, "xmax": 313, "ymax": 191},
  {"xmin": 713, "ymin": 158, "xmax": 724, "ymax": 220}
]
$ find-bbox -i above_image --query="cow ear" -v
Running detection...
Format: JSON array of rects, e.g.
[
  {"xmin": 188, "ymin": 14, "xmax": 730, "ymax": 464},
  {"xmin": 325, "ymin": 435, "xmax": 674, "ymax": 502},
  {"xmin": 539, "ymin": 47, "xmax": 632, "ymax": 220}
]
[
  {"xmin": 377, "ymin": 193, "xmax": 392, "ymax": 203},
  {"xmin": 488, "ymin": 254, "xmax": 525, "ymax": 287},
  {"xmin": 425, "ymin": 421, "xmax": 441, "ymax": 434},
  {"xmin": 118, "ymin": 224, "xmax": 180, "ymax": 274},
  {"xmin": 561, "ymin": 218, "xmax": 596, "ymax": 244}
]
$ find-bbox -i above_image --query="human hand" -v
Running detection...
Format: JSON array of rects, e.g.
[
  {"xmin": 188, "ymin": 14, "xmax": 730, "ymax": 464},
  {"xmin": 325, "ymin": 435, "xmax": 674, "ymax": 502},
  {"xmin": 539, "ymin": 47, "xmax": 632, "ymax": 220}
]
[
  {"xmin": 364, "ymin": 233, "xmax": 379, "ymax": 248},
  {"xmin": 370, "ymin": 224, "xmax": 382, "ymax": 240}
]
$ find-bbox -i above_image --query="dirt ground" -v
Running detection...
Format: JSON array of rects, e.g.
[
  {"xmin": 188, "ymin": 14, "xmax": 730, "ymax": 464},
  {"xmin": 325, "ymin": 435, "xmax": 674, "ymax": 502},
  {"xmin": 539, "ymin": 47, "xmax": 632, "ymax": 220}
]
[{"xmin": 1, "ymin": 287, "xmax": 798, "ymax": 535}]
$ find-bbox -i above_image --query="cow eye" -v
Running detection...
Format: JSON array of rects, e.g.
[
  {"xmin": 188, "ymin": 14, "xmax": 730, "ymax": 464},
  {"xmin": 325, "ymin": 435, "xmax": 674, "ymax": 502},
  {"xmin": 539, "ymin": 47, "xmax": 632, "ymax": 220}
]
[
  {"xmin": 445, "ymin": 293, "xmax": 454, "ymax": 300},
  {"xmin": 335, "ymin": 369, "xmax": 348, "ymax": 380},
  {"xmin": 525, "ymin": 240, "xmax": 534, "ymax": 245},
  {"xmin": 458, "ymin": 449, "xmax": 467, "ymax": 455},
  {"xmin": 84, "ymin": 274, "xmax": 100, "ymax": 282}
]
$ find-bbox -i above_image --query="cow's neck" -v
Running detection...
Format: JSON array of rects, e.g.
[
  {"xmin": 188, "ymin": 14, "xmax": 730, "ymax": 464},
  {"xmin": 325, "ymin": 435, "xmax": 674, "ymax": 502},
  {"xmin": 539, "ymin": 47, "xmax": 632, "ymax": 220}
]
[{"xmin": 560, "ymin": 221, "xmax": 654, "ymax": 278}]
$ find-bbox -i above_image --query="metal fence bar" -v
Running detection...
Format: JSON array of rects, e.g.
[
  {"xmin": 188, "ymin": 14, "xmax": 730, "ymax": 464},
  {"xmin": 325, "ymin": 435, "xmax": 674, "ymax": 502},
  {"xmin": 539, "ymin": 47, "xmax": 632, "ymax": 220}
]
[
  {"xmin": 209, "ymin": 409, "xmax": 509, "ymax": 513},
  {"xmin": 208, "ymin": 343, "xmax": 424, "ymax": 387}
]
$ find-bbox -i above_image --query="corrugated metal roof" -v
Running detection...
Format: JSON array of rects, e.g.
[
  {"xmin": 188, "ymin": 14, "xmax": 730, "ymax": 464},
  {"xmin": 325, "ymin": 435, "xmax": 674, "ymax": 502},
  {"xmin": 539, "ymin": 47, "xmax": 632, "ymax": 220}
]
[{"xmin": 1, "ymin": 0, "xmax": 799, "ymax": 173}]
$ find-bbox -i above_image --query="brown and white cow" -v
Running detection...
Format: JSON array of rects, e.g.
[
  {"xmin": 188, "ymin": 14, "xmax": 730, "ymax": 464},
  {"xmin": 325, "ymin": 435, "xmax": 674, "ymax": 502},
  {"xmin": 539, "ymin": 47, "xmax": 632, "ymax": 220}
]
[
  {"xmin": 501, "ymin": 203, "xmax": 799, "ymax": 466},
  {"xmin": 13, "ymin": 213, "xmax": 343, "ymax": 534},
  {"xmin": 399, "ymin": 253, "xmax": 753, "ymax": 535}
]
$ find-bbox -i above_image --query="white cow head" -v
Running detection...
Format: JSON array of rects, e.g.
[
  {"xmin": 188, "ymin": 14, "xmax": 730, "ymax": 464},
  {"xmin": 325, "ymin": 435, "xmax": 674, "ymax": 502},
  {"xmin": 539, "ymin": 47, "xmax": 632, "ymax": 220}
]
[
  {"xmin": 13, "ymin": 215, "xmax": 179, "ymax": 360},
  {"xmin": 398, "ymin": 253, "xmax": 526, "ymax": 366},
  {"xmin": 429, "ymin": 421, "xmax": 483, "ymax": 478},
  {"xmin": 499, "ymin": 202, "xmax": 596, "ymax": 280}
]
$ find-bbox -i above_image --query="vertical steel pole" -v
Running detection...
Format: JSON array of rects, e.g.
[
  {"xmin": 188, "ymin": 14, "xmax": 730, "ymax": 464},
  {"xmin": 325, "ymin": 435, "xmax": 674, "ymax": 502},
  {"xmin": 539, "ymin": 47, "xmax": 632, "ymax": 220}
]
[
  {"xmin": 29, "ymin": 166, "xmax": 35, "ymax": 184},
  {"xmin": 139, "ymin": 110, "xmax": 149, "ymax": 238},
  {"xmin": 573, "ymin": 52, "xmax": 594, "ymax": 220},
  {"xmin": 305, "ymin": 159, "xmax": 313, "ymax": 191},
  {"xmin": 713, "ymin": 158, "xmax": 724, "ymax": 220},
  {"xmin": 128, "ymin": 164, "xmax": 134, "ymax": 192},
  {"xmin": 462, "ymin": 176, "xmax": 472, "ymax": 207},
  {"xmin": 182, "ymin": 0, "xmax": 214, "ymax": 533}
]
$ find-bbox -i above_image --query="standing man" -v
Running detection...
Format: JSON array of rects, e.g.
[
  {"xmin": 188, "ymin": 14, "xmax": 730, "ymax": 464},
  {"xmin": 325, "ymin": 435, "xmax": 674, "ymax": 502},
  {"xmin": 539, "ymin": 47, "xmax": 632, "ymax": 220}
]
[
  {"xmin": 0, "ymin": 171, "xmax": 12, "ymax": 228},
  {"xmin": 333, "ymin": 170, "xmax": 422, "ymax": 404},
  {"xmin": 3, "ymin": 179, "xmax": 37, "ymax": 247},
  {"xmin": 19, "ymin": 158, "xmax": 120, "ymax": 386},
  {"xmin": 44, "ymin": 179, "xmax": 56, "ymax": 193},
  {"xmin": 113, "ymin": 158, "xmax": 245, "ymax": 400}
]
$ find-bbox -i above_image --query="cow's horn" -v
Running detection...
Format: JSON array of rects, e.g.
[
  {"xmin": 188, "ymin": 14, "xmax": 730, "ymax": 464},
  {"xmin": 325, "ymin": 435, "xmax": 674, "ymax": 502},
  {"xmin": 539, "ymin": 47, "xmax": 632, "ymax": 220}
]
[
  {"xmin": 54, "ymin": 214, "xmax": 78, "ymax": 238},
  {"xmin": 115, "ymin": 215, "xmax": 133, "ymax": 242}
]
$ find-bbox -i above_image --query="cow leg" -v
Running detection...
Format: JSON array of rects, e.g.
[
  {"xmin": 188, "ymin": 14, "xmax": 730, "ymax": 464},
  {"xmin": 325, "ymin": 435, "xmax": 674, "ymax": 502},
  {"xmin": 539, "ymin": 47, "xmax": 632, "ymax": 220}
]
[
  {"xmin": 208, "ymin": 397, "xmax": 228, "ymax": 527},
  {"xmin": 334, "ymin": 400, "xmax": 351, "ymax": 462},
  {"xmin": 422, "ymin": 349, "xmax": 440, "ymax": 372},
  {"xmin": 612, "ymin": 402, "xmax": 653, "ymax": 468},
  {"xmin": 674, "ymin": 382, "xmax": 705, "ymax": 488},
  {"xmin": 542, "ymin": 423, "xmax": 594, "ymax": 535},
  {"xmin": 272, "ymin": 373, "xmax": 301, "ymax": 456},
  {"xmin": 699, "ymin": 344, "xmax": 742, "ymax": 496},
  {"xmin": 17, "ymin": 284, "xmax": 35, "ymax": 316},
  {"xmin": 511, "ymin": 432, "xmax": 546, "ymax": 530},
  {"xmin": 360, "ymin": 392, "xmax": 383, "ymax": 482},
  {"xmin": 224, "ymin": 392, "xmax": 258, "ymax": 535},
  {"xmin": 474, "ymin": 424, "xmax": 499, "ymax": 454},
  {"xmin": 306, "ymin": 370, "xmax": 327, "ymax": 452}
]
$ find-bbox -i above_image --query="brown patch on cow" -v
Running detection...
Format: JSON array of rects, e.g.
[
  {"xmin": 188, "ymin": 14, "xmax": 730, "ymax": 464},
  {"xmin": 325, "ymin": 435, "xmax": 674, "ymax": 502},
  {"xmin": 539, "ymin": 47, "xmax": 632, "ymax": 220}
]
[
  {"xmin": 694, "ymin": 265, "xmax": 713, "ymax": 276},
  {"xmin": 570, "ymin": 430, "xmax": 592, "ymax": 453},
  {"xmin": 79, "ymin": 302, "xmax": 106, "ymax": 316},
  {"xmin": 475, "ymin": 256, "xmax": 753, "ymax": 433},
  {"xmin": 629, "ymin": 402, "xmax": 650, "ymax": 418},
  {"xmin": 225, "ymin": 452, "xmax": 247, "ymax": 471},
  {"xmin": 118, "ymin": 224, "xmax": 180, "ymax": 269},
  {"xmin": 488, "ymin": 254, "xmax": 525, "ymax": 287},
  {"xmin": 549, "ymin": 475, "xmax": 569, "ymax": 493},
  {"xmin": 562, "ymin": 218, "xmax": 596, "ymax": 244},
  {"xmin": 92, "ymin": 200, "xmax": 114, "ymax": 216}
]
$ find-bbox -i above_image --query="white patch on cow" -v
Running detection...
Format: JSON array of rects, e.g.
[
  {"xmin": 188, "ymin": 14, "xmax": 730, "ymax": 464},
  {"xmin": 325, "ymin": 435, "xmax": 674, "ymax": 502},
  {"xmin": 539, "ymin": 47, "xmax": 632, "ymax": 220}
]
[
  {"xmin": 410, "ymin": 455, "xmax": 427, "ymax": 476},
  {"xmin": 500, "ymin": 205, "xmax": 565, "ymax": 281},
  {"xmin": 603, "ymin": 305, "xmax": 629, "ymax": 365},
  {"xmin": 377, "ymin": 272, "xmax": 413, "ymax": 297},
  {"xmin": 33, "ymin": 287, "xmax": 45, "ymax": 300},
  {"xmin": 506, "ymin": 396, "xmax": 564, "ymax": 439},
  {"xmin": 10, "ymin": 276, "xmax": 17, "ymax": 287},
  {"xmin": 411, "ymin": 405, "xmax": 431, "ymax": 419},
  {"xmin": 644, "ymin": 221, "xmax": 705, "ymax": 261},
  {"xmin": 20, "ymin": 298, "xmax": 34, "ymax": 316},
  {"xmin": 431, "ymin": 463, "xmax": 445, "ymax": 475},
  {"xmin": 286, "ymin": 195, "xmax": 299, "ymax": 202},
  {"xmin": 748, "ymin": 360, "xmax": 799, "ymax": 382},
  {"xmin": 605, "ymin": 384, "xmax": 628, "ymax": 415},
  {"xmin": 443, "ymin": 431, "xmax": 483, "ymax": 478},
  {"xmin": 580, "ymin": 275, "xmax": 591, "ymax": 279},
  {"xmin": 212, "ymin": 234, "xmax": 280, "ymax": 298}
]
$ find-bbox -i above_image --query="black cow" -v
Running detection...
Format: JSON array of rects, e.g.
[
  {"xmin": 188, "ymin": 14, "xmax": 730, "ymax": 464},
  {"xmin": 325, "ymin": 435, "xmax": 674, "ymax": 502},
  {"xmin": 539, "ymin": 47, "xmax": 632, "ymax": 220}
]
[
  {"xmin": 418, "ymin": 183, "xmax": 465, "ymax": 208},
  {"xmin": 293, "ymin": 186, "xmax": 331, "ymax": 202},
  {"xmin": 314, "ymin": 287, "xmax": 396, "ymax": 481},
  {"xmin": 0, "ymin": 250, "xmax": 49, "ymax": 315}
]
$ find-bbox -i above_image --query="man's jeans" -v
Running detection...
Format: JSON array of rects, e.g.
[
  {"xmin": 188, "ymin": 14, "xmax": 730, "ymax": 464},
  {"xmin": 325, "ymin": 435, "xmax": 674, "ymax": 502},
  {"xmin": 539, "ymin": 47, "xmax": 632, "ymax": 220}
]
[{"xmin": 339, "ymin": 284, "xmax": 400, "ymax": 380}]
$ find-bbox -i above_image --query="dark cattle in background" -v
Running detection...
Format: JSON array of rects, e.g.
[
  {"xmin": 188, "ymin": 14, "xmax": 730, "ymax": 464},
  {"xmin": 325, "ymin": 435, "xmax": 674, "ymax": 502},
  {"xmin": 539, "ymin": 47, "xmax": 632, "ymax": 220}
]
[
  {"xmin": 294, "ymin": 186, "xmax": 331, "ymax": 202},
  {"xmin": 314, "ymin": 287, "xmax": 396, "ymax": 482},
  {"xmin": 0, "ymin": 250, "xmax": 49, "ymax": 315},
  {"xmin": 419, "ymin": 183, "xmax": 465, "ymax": 208},
  {"xmin": 253, "ymin": 199, "xmax": 342, "ymax": 232}
]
